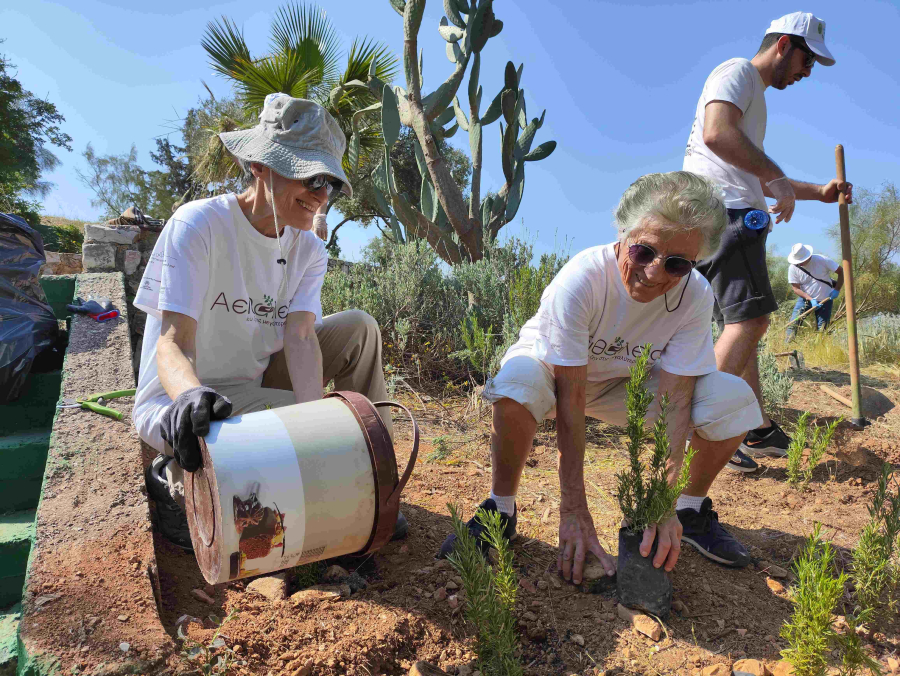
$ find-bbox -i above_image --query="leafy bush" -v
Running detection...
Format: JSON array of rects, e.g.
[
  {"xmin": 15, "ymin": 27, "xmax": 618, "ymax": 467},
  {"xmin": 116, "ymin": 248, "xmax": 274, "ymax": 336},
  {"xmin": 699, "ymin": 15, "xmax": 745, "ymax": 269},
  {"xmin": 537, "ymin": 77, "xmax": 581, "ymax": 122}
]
[
  {"xmin": 781, "ymin": 524, "xmax": 846, "ymax": 676},
  {"xmin": 34, "ymin": 219, "xmax": 85, "ymax": 253},
  {"xmin": 786, "ymin": 414, "xmax": 841, "ymax": 489},
  {"xmin": 614, "ymin": 346, "xmax": 696, "ymax": 534},
  {"xmin": 446, "ymin": 504, "xmax": 522, "ymax": 676},
  {"xmin": 759, "ymin": 345, "xmax": 794, "ymax": 417},
  {"xmin": 321, "ymin": 235, "xmax": 567, "ymax": 384},
  {"xmin": 850, "ymin": 463, "xmax": 900, "ymax": 628}
]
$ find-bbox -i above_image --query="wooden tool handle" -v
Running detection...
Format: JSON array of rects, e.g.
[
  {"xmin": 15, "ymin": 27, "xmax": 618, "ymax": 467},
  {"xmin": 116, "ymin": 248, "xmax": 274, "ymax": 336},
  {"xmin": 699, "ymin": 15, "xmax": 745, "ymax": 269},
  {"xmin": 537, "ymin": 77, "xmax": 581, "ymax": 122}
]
[{"xmin": 835, "ymin": 145, "xmax": 849, "ymax": 206}]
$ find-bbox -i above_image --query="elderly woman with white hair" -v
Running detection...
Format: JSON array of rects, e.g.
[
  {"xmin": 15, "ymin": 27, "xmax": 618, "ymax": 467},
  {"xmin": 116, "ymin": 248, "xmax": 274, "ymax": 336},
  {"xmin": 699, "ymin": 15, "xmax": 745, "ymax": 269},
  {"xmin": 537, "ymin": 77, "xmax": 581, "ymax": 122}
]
[{"xmin": 438, "ymin": 171, "xmax": 763, "ymax": 582}]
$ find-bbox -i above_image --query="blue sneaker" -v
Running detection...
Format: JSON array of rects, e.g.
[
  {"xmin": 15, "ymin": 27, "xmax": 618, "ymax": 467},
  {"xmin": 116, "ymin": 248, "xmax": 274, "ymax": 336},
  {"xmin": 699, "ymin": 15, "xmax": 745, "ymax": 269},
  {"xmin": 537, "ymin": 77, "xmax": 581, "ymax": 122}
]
[
  {"xmin": 726, "ymin": 449, "xmax": 759, "ymax": 473},
  {"xmin": 678, "ymin": 498, "xmax": 751, "ymax": 568},
  {"xmin": 437, "ymin": 498, "xmax": 516, "ymax": 559}
]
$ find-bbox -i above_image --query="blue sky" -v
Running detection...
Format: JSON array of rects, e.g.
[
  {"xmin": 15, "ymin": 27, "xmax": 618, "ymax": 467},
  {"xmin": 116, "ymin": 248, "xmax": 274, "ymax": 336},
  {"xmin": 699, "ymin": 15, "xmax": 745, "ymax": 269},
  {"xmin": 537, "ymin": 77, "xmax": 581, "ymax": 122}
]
[{"xmin": 3, "ymin": 0, "xmax": 898, "ymax": 263}]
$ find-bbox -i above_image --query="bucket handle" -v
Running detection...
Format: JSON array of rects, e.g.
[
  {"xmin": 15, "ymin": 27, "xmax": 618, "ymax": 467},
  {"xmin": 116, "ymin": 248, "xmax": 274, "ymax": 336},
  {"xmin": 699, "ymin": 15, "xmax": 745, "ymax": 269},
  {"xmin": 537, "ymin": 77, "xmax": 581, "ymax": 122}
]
[{"xmin": 373, "ymin": 401, "xmax": 419, "ymax": 507}]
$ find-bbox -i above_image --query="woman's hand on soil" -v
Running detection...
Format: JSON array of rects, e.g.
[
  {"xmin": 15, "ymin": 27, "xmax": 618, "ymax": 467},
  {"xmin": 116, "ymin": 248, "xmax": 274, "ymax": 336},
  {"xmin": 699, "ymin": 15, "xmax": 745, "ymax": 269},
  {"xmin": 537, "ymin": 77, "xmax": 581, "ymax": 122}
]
[
  {"xmin": 557, "ymin": 506, "xmax": 616, "ymax": 584},
  {"xmin": 640, "ymin": 515, "xmax": 682, "ymax": 572}
]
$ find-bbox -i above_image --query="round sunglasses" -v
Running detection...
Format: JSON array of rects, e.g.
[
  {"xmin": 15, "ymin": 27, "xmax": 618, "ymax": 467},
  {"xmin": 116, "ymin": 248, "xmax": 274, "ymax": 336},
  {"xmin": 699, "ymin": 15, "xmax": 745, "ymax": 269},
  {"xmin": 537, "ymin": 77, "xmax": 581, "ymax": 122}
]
[
  {"xmin": 789, "ymin": 36, "xmax": 816, "ymax": 69},
  {"xmin": 301, "ymin": 174, "xmax": 340, "ymax": 193},
  {"xmin": 627, "ymin": 243, "xmax": 697, "ymax": 277}
]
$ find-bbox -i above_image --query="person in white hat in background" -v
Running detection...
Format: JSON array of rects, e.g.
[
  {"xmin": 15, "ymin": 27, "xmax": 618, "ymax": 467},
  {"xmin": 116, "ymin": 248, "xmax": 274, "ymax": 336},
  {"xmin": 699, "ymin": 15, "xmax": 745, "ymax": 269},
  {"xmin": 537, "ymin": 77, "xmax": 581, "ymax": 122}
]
[
  {"xmin": 682, "ymin": 12, "xmax": 852, "ymax": 479},
  {"xmin": 133, "ymin": 94, "xmax": 405, "ymax": 550},
  {"xmin": 785, "ymin": 243, "xmax": 843, "ymax": 340}
]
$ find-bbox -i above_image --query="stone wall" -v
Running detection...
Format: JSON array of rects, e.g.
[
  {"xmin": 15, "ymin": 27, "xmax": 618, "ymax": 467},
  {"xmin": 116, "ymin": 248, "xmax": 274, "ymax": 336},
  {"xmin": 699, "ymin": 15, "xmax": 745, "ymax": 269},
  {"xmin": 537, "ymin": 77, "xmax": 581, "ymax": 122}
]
[{"xmin": 41, "ymin": 252, "xmax": 83, "ymax": 275}]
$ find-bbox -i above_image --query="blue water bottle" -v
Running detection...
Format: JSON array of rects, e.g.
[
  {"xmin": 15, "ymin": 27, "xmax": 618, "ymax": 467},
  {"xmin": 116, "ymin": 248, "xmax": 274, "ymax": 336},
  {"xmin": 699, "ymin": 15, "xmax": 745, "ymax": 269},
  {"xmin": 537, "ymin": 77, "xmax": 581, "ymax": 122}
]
[{"xmin": 743, "ymin": 209, "xmax": 770, "ymax": 231}]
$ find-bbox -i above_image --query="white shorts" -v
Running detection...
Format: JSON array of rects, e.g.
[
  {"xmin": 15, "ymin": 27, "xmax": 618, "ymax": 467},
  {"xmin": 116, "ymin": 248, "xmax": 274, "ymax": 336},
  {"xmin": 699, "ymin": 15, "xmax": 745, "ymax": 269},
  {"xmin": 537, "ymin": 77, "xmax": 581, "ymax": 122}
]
[{"xmin": 482, "ymin": 347, "xmax": 762, "ymax": 442}]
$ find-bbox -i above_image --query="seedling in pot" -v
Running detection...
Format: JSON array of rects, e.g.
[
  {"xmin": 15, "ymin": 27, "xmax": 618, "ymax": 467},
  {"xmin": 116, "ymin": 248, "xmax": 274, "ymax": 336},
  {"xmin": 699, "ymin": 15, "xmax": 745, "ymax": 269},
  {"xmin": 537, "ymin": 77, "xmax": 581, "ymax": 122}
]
[{"xmin": 613, "ymin": 346, "xmax": 695, "ymax": 619}]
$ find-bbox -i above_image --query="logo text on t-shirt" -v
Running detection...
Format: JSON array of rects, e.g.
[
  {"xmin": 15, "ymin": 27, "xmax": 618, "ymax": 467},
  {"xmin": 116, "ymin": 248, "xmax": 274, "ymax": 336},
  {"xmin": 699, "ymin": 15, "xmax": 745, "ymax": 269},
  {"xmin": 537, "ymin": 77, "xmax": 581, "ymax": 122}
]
[
  {"xmin": 210, "ymin": 291, "xmax": 289, "ymax": 323},
  {"xmin": 588, "ymin": 335, "xmax": 662, "ymax": 365}
]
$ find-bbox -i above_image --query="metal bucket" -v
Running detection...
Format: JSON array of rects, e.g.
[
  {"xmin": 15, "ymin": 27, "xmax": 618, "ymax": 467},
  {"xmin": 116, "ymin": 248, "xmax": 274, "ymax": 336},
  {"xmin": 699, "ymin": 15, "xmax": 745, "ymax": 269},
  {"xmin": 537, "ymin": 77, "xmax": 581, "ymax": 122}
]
[{"xmin": 184, "ymin": 392, "xmax": 419, "ymax": 585}]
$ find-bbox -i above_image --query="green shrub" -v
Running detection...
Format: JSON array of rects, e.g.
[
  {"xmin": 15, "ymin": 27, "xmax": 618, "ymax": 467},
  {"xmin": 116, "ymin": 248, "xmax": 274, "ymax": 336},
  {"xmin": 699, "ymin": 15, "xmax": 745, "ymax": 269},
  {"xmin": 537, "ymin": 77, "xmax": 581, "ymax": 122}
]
[
  {"xmin": 786, "ymin": 415, "xmax": 841, "ymax": 490},
  {"xmin": 321, "ymin": 235, "xmax": 567, "ymax": 383},
  {"xmin": 614, "ymin": 345, "xmax": 696, "ymax": 534},
  {"xmin": 759, "ymin": 345, "xmax": 794, "ymax": 417},
  {"xmin": 33, "ymin": 220, "xmax": 85, "ymax": 253},
  {"xmin": 780, "ymin": 524, "xmax": 846, "ymax": 676},
  {"xmin": 446, "ymin": 503, "xmax": 522, "ymax": 676},
  {"xmin": 850, "ymin": 463, "xmax": 900, "ymax": 627},
  {"xmin": 836, "ymin": 610, "xmax": 882, "ymax": 676}
]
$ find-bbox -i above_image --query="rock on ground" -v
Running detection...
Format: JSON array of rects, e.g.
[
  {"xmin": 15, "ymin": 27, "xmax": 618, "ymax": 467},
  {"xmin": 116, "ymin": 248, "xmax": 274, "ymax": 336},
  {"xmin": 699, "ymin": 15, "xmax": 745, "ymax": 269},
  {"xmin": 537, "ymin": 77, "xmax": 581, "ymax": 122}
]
[
  {"xmin": 733, "ymin": 658, "xmax": 770, "ymax": 676},
  {"xmin": 409, "ymin": 662, "xmax": 451, "ymax": 676},
  {"xmin": 701, "ymin": 665, "xmax": 730, "ymax": 676},
  {"xmin": 769, "ymin": 662, "xmax": 795, "ymax": 676},
  {"xmin": 246, "ymin": 573, "xmax": 287, "ymax": 601}
]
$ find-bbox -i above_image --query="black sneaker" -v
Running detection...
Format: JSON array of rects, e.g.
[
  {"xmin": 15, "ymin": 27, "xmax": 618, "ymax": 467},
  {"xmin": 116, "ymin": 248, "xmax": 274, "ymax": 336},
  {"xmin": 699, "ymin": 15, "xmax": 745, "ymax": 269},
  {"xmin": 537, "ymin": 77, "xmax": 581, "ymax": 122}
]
[
  {"xmin": 678, "ymin": 498, "xmax": 751, "ymax": 568},
  {"xmin": 437, "ymin": 498, "xmax": 516, "ymax": 559},
  {"xmin": 726, "ymin": 449, "xmax": 759, "ymax": 473},
  {"xmin": 740, "ymin": 421, "xmax": 790, "ymax": 457},
  {"xmin": 144, "ymin": 455, "xmax": 193, "ymax": 551}
]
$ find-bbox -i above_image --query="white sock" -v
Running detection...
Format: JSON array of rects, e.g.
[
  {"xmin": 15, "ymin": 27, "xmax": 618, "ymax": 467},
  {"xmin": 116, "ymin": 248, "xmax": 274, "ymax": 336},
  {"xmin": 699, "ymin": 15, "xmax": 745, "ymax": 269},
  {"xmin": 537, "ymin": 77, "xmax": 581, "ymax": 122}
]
[
  {"xmin": 490, "ymin": 491, "xmax": 516, "ymax": 516},
  {"xmin": 676, "ymin": 494, "xmax": 706, "ymax": 513}
]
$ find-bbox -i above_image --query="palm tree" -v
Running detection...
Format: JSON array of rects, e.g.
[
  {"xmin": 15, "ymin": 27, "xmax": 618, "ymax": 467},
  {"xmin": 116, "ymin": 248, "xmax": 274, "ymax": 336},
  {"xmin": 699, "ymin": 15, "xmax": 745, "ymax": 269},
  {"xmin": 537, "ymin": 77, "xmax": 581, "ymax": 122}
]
[{"xmin": 194, "ymin": 2, "xmax": 397, "ymax": 193}]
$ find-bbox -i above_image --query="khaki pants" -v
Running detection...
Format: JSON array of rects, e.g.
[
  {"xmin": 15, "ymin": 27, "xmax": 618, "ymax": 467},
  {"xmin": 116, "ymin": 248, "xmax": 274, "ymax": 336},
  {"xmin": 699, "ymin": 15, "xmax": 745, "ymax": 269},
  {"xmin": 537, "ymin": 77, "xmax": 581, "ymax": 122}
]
[{"xmin": 164, "ymin": 309, "xmax": 392, "ymax": 506}]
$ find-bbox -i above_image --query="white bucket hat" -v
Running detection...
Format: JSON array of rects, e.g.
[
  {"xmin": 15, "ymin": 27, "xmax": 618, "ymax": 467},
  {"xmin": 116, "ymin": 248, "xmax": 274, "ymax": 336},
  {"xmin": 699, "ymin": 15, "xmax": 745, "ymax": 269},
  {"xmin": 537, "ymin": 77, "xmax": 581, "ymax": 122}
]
[
  {"xmin": 766, "ymin": 12, "xmax": 835, "ymax": 67},
  {"xmin": 219, "ymin": 93, "xmax": 352, "ymax": 197},
  {"xmin": 788, "ymin": 243, "xmax": 814, "ymax": 265}
]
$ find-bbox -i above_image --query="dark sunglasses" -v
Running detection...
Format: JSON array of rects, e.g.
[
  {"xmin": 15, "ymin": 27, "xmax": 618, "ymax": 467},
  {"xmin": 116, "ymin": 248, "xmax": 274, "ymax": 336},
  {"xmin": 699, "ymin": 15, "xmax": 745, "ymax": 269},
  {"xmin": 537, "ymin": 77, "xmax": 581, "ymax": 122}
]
[
  {"xmin": 628, "ymin": 243, "xmax": 696, "ymax": 278},
  {"xmin": 301, "ymin": 174, "xmax": 340, "ymax": 193},
  {"xmin": 789, "ymin": 36, "xmax": 816, "ymax": 69}
]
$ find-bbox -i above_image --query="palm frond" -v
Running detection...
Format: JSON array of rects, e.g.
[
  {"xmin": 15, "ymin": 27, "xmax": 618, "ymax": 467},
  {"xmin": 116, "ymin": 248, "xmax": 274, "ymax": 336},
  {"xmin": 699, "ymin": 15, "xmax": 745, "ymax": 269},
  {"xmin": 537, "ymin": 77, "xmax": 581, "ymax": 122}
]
[
  {"xmin": 342, "ymin": 36, "xmax": 399, "ymax": 86},
  {"xmin": 202, "ymin": 16, "xmax": 253, "ymax": 81},
  {"xmin": 270, "ymin": 2, "xmax": 340, "ymax": 87},
  {"xmin": 233, "ymin": 51, "xmax": 320, "ymax": 112}
]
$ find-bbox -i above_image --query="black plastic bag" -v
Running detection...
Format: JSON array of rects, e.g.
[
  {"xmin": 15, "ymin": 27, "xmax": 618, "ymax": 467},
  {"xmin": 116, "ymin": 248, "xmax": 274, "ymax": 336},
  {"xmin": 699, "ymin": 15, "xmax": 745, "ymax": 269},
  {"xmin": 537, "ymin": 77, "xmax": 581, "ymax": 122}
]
[
  {"xmin": 616, "ymin": 528, "xmax": 672, "ymax": 619},
  {"xmin": 0, "ymin": 213, "xmax": 60, "ymax": 404}
]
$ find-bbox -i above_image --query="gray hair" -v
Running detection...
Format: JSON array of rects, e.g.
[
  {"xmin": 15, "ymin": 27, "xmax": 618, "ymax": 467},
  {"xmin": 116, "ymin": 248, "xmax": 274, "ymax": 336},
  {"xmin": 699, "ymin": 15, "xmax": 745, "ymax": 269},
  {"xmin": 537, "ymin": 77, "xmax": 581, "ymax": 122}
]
[{"xmin": 615, "ymin": 171, "xmax": 727, "ymax": 260}]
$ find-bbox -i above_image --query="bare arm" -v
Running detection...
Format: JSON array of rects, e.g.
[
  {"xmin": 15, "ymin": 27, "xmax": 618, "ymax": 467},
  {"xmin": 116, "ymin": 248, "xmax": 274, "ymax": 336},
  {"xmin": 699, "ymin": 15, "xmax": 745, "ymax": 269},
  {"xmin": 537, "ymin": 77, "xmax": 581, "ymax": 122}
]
[
  {"xmin": 157, "ymin": 310, "xmax": 203, "ymax": 400},
  {"xmin": 284, "ymin": 311, "xmax": 323, "ymax": 404},
  {"xmin": 833, "ymin": 267, "xmax": 844, "ymax": 292},
  {"xmin": 654, "ymin": 370, "xmax": 695, "ymax": 482},
  {"xmin": 791, "ymin": 282, "xmax": 815, "ymax": 301},
  {"xmin": 704, "ymin": 101, "xmax": 783, "ymax": 184},
  {"xmin": 704, "ymin": 101, "xmax": 852, "ymax": 203},
  {"xmin": 554, "ymin": 364, "xmax": 616, "ymax": 583}
]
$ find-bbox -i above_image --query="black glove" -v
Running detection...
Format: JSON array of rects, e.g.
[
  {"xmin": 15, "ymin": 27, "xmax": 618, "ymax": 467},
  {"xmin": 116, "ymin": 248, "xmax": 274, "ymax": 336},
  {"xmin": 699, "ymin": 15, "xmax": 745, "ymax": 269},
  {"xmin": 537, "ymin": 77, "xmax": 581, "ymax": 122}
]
[{"xmin": 160, "ymin": 386, "xmax": 232, "ymax": 472}]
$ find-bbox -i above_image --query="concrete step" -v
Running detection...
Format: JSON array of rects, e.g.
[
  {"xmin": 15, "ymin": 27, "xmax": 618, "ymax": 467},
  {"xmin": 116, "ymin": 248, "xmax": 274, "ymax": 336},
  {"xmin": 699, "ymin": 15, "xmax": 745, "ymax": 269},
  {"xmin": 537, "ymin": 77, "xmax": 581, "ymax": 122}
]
[
  {"xmin": 0, "ymin": 478, "xmax": 43, "ymax": 515},
  {"xmin": 0, "ymin": 511, "xmax": 35, "ymax": 607},
  {"xmin": 0, "ymin": 372, "xmax": 62, "ymax": 437},
  {"xmin": 0, "ymin": 431, "xmax": 51, "ymax": 484},
  {"xmin": 0, "ymin": 603, "xmax": 21, "ymax": 676}
]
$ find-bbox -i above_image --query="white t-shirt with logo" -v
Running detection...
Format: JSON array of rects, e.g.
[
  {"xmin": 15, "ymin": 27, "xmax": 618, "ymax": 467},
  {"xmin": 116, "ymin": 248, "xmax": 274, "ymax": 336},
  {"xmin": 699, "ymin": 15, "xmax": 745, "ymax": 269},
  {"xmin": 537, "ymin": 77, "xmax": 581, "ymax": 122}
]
[
  {"xmin": 507, "ymin": 244, "xmax": 717, "ymax": 380},
  {"xmin": 788, "ymin": 254, "xmax": 839, "ymax": 302},
  {"xmin": 683, "ymin": 58, "xmax": 768, "ymax": 210},
  {"xmin": 133, "ymin": 194, "xmax": 328, "ymax": 450}
]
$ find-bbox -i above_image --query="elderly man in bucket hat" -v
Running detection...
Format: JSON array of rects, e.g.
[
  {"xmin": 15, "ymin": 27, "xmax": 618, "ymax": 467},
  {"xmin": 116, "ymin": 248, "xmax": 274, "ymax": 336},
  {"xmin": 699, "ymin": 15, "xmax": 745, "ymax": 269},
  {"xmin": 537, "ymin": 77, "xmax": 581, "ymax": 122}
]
[
  {"xmin": 133, "ymin": 94, "xmax": 405, "ymax": 550},
  {"xmin": 785, "ymin": 243, "xmax": 843, "ymax": 340}
]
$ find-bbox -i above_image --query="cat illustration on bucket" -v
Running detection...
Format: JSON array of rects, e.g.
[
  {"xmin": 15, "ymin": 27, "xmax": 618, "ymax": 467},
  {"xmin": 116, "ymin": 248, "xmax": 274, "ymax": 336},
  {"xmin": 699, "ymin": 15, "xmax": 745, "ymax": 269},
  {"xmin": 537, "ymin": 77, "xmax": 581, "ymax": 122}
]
[{"xmin": 229, "ymin": 482, "xmax": 286, "ymax": 579}]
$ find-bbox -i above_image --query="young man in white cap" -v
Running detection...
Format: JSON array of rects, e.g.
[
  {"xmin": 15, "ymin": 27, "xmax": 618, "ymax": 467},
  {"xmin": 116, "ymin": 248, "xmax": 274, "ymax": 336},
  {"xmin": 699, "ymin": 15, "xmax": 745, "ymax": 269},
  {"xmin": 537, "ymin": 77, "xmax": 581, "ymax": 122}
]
[
  {"xmin": 682, "ymin": 12, "xmax": 852, "ymax": 484},
  {"xmin": 133, "ymin": 94, "xmax": 404, "ymax": 549},
  {"xmin": 785, "ymin": 243, "xmax": 843, "ymax": 340}
]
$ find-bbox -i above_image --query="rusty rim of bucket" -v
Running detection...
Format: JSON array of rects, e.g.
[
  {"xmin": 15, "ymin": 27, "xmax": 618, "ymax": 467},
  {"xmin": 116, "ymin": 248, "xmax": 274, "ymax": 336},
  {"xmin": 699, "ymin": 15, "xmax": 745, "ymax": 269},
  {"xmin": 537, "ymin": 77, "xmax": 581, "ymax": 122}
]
[{"xmin": 185, "ymin": 392, "xmax": 419, "ymax": 582}]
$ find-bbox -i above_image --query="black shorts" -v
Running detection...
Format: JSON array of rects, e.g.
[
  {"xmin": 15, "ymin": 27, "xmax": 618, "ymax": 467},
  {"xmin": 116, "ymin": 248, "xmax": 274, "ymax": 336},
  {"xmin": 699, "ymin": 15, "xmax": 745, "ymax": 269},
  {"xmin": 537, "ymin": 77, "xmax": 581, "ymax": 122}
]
[{"xmin": 696, "ymin": 207, "xmax": 778, "ymax": 330}]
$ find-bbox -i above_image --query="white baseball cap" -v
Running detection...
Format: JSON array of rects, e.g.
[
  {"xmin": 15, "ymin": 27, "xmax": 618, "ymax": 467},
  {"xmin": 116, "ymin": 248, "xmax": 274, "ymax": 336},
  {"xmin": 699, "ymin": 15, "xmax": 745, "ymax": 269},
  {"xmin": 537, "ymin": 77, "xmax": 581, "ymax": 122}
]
[
  {"xmin": 765, "ymin": 12, "xmax": 835, "ymax": 67},
  {"xmin": 788, "ymin": 243, "xmax": 814, "ymax": 265}
]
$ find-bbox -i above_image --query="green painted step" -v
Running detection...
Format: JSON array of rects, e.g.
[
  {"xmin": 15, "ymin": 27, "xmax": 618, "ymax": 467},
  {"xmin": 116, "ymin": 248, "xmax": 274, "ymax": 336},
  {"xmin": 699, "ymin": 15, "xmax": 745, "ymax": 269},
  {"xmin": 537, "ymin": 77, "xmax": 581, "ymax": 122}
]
[
  {"xmin": 39, "ymin": 276, "xmax": 76, "ymax": 321},
  {"xmin": 0, "ymin": 511, "xmax": 34, "ymax": 582},
  {"xmin": 0, "ymin": 372, "xmax": 61, "ymax": 436},
  {"xmin": 0, "ymin": 432, "xmax": 51, "ymax": 483},
  {"xmin": 0, "ymin": 578, "xmax": 25, "ymax": 612},
  {"xmin": 0, "ymin": 479, "xmax": 43, "ymax": 515},
  {"xmin": 0, "ymin": 603, "xmax": 21, "ymax": 676}
]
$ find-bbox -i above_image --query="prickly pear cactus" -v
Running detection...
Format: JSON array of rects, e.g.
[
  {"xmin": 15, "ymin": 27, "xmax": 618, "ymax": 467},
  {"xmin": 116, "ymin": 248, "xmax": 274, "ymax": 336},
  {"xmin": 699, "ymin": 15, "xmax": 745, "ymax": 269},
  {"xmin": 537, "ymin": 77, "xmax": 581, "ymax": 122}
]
[{"xmin": 340, "ymin": 0, "xmax": 556, "ymax": 264}]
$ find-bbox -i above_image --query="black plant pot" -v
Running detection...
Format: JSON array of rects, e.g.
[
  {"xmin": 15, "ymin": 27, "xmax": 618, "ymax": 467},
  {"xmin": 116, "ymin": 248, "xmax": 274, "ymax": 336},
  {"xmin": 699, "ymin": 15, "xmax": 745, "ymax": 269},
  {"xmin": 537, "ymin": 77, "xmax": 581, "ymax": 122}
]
[{"xmin": 616, "ymin": 527, "xmax": 672, "ymax": 619}]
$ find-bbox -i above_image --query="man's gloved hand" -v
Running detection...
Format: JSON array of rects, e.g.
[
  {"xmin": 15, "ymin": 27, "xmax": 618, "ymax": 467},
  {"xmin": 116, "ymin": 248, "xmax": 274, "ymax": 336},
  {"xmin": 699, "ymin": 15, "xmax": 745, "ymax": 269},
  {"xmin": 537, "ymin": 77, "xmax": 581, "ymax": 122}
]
[
  {"xmin": 829, "ymin": 288, "xmax": 840, "ymax": 300},
  {"xmin": 766, "ymin": 176, "xmax": 796, "ymax": 224},
  {"xmin": 810, "ymin": 298, "xmax": 820, "ymax": 308},
  {"xmin": 160, "ymin": 386, "xmax": 232, "ymax": 472}
]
